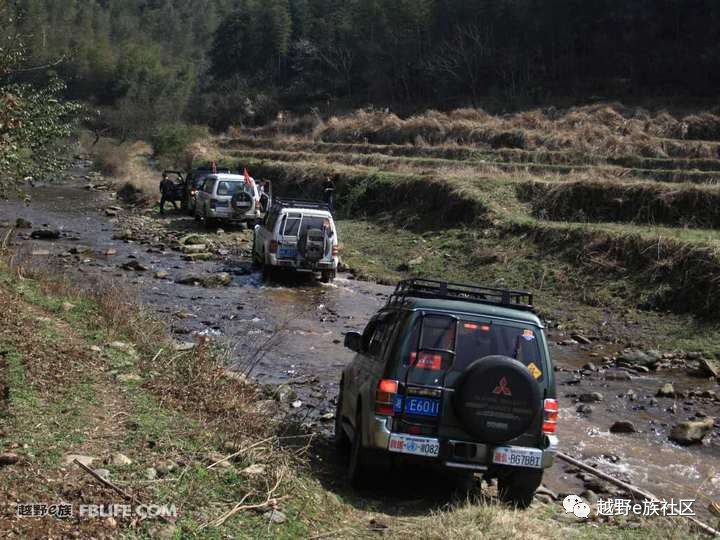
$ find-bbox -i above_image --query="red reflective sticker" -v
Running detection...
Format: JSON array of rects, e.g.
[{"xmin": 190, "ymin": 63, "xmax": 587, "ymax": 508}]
[
  {"xmin": 416, "ymin": 352, "xmax": 442, "ymax": 370},
  {"xmin": 480, "ymin": 324, "xmax": 491, "ymax": 332},
  {"xmin": 464, "ymin": 323, "xmax": 479, "ymax": 330}
]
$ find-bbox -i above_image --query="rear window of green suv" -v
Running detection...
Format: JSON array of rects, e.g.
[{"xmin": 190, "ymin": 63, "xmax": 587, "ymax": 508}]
[{"xmin": 401, "ymin": 314, "xmax": 545, "ymax": 383}]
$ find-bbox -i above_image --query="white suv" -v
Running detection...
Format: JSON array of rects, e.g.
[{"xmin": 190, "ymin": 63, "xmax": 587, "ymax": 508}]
[
  {"xmin": 252, "ymin": 199, "xmax": 339, "ymax": 282},
  {"xmin": 195, "ymin": 173, "xmax": 264, "ymax": 227}
]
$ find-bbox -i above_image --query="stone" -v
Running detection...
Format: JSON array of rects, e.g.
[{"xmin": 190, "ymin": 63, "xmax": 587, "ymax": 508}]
[
  {"xmin": 582, "ymin": 362, "xmax": 598, "ymax": 372},
  {"xmin": 669, "ymin": 418, "xmax": 715, "ymax": 445},
  {"xmin": 291, "ymin": 400, "xmax": 303, "ymax": 408},
  {"xmin": 263, "ymin": 510, "xmax": 287, "ymax": 524},
  {"xmin": 183, "ymin": 253, "xmax": 213, "ymax": 261},
  {"xmin": 610, "ymin": 421, "xmax": 637, "ymax": 434},
  {"xmin": 698, "ymin": 358, "xmax": 720, "ymax": 378},
  {"xmin": 94, "ymin": 469, "xmax": 111, "ymax": 480},
  {"xmin": 0, "ymin": 453, "xmax": 20, "ymax": 466},
  {"xmin": 180, "ymin": 234, "xmax": 205, "ymax": 246},
  {"xmin": 572, "ymin": 334, "xmax": 593, "ymax": 345},
  {"xmin": 121, "ymin": 260, "xmax": 149, "ymax": 271},
  {"xmin": 104, "ymin": 248, "xmax": 118, "ymax": 256},
  {"xmin": 576, "ymin": 404, "xmax": 593, "ymax": 414},
  {"xmin": 62, "ymin": 454, "xmax": 95, "ymax": 466},
  {"xmin": 108, "ymin": 341, "xmax": 133, "ymax": 352},
  {"xmin": 656, "ymin": 383, "xmax": 675, "ymax": 398},
  {"xmin": 536, "ymin": 485, "xmax": 558, "ymax": 500},
  {"xmin": 61, "ymin": 302, "xmax": 76, "ymax": 312},
  {"xmin": 579, "ymin": 392, "xmax": 603, "ymax": 403},
  {"xmin": 145, "ymin": 467, "xmax": 158, "ymax": 480},
  {"xmin": 618, "ymin": 350, "xmax": 652, "ymax": 365},
  {"xmin": 15, "ymin": 218, "xmax": 32, "ymax": 228},
  {"xmin": 111, "ymin": 453, "xmax": 133, "ymax": 466},
  {"xmin": 172, "ymin": 341, "xmax": 196, "ymax": 352},
  {"xmin": 31, "ymin": 249, "xmax": 50, "ymax": 256},
  {"xmin": 154, "ymin": 271, "xmax": 169, "ymax": 279},
  {"xmin": 605, "ymin": 370, "xmax": 632, "ymax": 381},
  {"xmin": 68, "ymin": 246, "xmax": 93, "ymax": 255},
  {"xmin": 320, "ymin": 412, "xmax": 335, "ymax": 421},
  {"xmin": 30, "ymin": 229, "xmax": 60, "ymax": 240},
  {"xmin": 182, "ymin": 244, "xmax": 207, "ymax": 254},
  {"xmin": 274, "ymin": 385, "xmax": 297, "ymax": 403},
  {"xmin": 241, "ymin": 464, "xmax": 267, "ymax": 476},
  {"xmin": 176, "ymin": 273, "xmax": 232, "ymax": 287},
  {"xmin": 156, "ymin": 460, "xmax": 178, "ymax": 476}
]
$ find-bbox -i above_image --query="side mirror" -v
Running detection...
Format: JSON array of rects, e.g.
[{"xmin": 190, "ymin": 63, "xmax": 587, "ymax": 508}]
[{"xmin": 344, "ymin": 331, "xmax": 362, "ymax": 352}]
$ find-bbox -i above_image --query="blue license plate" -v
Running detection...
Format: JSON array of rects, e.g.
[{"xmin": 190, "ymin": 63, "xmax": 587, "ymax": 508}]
[
  {"xmin": 393, "ymin": 396, "xmax": 440, "ymax": 417},
  {"xmin": 278, "ymin": 248, "xmax": 297, "ymax": 258}
]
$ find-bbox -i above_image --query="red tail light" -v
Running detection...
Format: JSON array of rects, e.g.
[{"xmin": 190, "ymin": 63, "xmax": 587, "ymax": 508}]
[
  {"xmin": 332, "ymin": 244, "xmax": 339, "ymax": 257},
  {"xmin": 269, "ymin": 240, "xmax": 278, "ymax": 254},
  {"xmin": 542, "ymin": 398, "xmax": 558, "ymax": 433},
  {"xmin": 191, "ymin": 189, "xmax": 197, "ymax": 196},
  {"xmin": 375, "ymin": 379, "xmax": 398, "ymax": 416}
]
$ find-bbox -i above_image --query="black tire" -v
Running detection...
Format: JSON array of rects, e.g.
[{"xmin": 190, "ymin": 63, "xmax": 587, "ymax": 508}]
[
  {"xmin": 321, "ymin": 270, "xmax": 335, "ymax": 283},
  {"xmin": 453, "ymin": 355, "xmax": 541, "ymax": 444},
  {"xmin": 334, "ymin": 384, "xmax": 350, "ymax": 451},
  {"xmin": 497, "ymin": 468, "xmax": 543, "ymax": 509},
  {"xmin": 251, "ymin": 237, "xmax": 263, "ymax": 267},
  {"xmin": 348, "ymin": 409, "xmax": 370, "ymax": 486}
]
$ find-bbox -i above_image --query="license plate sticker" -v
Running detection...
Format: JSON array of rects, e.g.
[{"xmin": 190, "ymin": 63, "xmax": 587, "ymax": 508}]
[
  {"xmin": 388, "ymin": 434, "xmax": 440, "ymax": 457},
  {"xmin": 492, "ymin": 446, "xmax": 543, "ymax": 469},
  {"xmin": 278, "ymin": 248, "xmax": 297, "ymax": 258},
  {"xmin": 393, "ymin": 396, "xmax": 440, "ymax": 417}
]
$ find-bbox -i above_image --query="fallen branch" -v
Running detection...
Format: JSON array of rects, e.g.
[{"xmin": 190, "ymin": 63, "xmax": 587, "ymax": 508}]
[
  {"xmin": 200, "ymin": 474, "xmax": 285, "ymax": 529},
  {"xmin": 74, "ymin": 459, "xmax": 175, "ymax": 524},
  {"xmin": 557, "ymin": 452, "xmax": 720, "ymax": 537},
  {"xmin": 207, "ymin": 436, "xmax": 275, "ymax": 470}
]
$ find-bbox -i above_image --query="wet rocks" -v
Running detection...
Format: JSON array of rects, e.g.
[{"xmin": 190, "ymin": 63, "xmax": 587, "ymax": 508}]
[
  {"xmin": 610, "ymin": 421, "xmax": 637, "ymax": 434},
  {"xmin": 579, "ymin": 392, "xmax": 603, "ymax": 403},
  {"xmin": 176, "ymin": 272, "xmax": 232, "ymax": 287},
  {"xmin": 572, "ymin": 333, "xmax": 593, "ymax": 345},
  {"xmin": 30, "ymin": 229, "xmax": 60, "ymax": 240},
  {"xmin": 154, "ymin": 270, "xmax": 169, "ymax": 279},
  {"xmin": 604, "ymin": 370, "xmax": 631, "ymax": 381},
  {"xmin": 670, "ymin": 418, "xmax": 715, "ymax": 444},
  {"xmin": 698, "ymin": 358, "xmax": 720, "ymax": 379},
  {"xmin": 15, "ymin": 218, "xmax": 32, "ymax": 229},
  {"xmin": 121, "ymin": 260, "xmax": 149, "ymax": 271},
  {"xmin": 656, "ymin": 383, "xmax": 675, "ymax": 398}
]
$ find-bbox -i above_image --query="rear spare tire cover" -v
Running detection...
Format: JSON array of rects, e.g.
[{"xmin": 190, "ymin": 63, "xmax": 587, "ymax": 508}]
[
  {"xmin": 453, "ymin": 355, "xmax": 541, "ymax": 444},
  {"xmin": 231, "ymin": 191, "xmax": 252, "ymax": 208}
]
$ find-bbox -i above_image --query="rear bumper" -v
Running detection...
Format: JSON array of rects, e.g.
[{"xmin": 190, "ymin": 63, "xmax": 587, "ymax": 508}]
[
  {"xmin": 267, "ymin": 254, "xmax": 338, "ymax": 271},
  {"xmin": 367, "ymin": 414, "xmax": 558, "ymax": 470}
]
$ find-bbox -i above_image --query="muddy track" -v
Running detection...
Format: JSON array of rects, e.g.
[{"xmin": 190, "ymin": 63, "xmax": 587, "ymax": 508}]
[{"xmin": 1, "ymin": 174, "xmax": 719, "ymax": 519}]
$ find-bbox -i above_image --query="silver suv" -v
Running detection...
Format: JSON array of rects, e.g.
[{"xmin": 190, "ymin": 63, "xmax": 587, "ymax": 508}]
[
  {"xmin": 195, "ymin": 173, "xmax": 265, "ymax": 227},
  {"xmin": 252, "ymin": 199, "xmax": 339, "ymax": 282}
]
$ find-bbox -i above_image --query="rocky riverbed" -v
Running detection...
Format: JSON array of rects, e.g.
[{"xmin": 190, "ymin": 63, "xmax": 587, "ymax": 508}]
[{"xmin": 1, "ymin": 172, "xmax": 719, "ymax": 521}]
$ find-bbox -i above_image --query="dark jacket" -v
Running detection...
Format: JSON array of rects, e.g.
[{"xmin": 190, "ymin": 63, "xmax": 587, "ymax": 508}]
[{"xmin": 160, "ymin": 178, "xmax": 176, "ymax": 197}]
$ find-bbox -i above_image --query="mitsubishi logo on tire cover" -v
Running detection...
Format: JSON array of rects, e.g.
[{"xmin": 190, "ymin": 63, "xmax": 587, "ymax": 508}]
[{"xmin": 492, "ymin": 376, "xmax": 512, "ymax": 396}]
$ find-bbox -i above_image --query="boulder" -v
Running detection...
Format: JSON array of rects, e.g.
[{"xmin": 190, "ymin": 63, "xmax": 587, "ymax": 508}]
[
  {"xmin": 62, "ymin": 454, "xmax": 95, "ymax": 466},
  {"xmin": 579, "ymin": 392, "xmax": 603, "ymax": 403},
  {"xmin": 179, "ymin": 234, "xmax": 205, "ymax": 246},
  {"xmin": 154, "ymin": 270, "xmax": 169, "ymax": 279},
  {"xmin": 183, "ymin": 253, "xmax": 213, "ymax": 261},
  {"xmin": 610, "ymin": 421, "xmax": 637, "ymax": 434},
  {"xmin": 618, "ymin": 350, "xmax": 652, "ymax": 365},
  {"xmin": 30, "ymin": 229, "xmax": 60, "ymax": 240},
  {"xmin": 182, "ymin": 244, "xmax": 207, "ymax": 254},
  {"xmin": 110, "ymin": 453, "xmax": 133, "ymax": 466},
  {"xmin": 576, "ymin": 404, "xmax": 593, "ymax": 414},
  {"xmin": 669, "ymin": 418, "xmax": 715, "ymax": 445},
  {"xmin": 176, "ymin": 273, "xmax": 232, "ymax": 288},
  {"xmin": 605, "ymin": 370, "xmax": 632, "ymax": 381},
  {"xmin": 698, "ymin": 358, "xmax": 720, "ymax": 378},
  {"xmin": 656, "ymin": 383, "xmax": 675, "ymax": 398},
  {"xmin": 15, "ymin": 218, "xmax": 32, "ymax": 229},
  {"xmin": 0, "ymin": 453, "xmax": 20, "ymax": 466},
  {"xmin": 121, "ymin": 260, "xmax": 149, "ymax": 271}
]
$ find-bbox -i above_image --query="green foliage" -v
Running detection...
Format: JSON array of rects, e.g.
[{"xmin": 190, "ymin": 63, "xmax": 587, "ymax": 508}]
[{"xmin": 149, "ymin": 123, "xmax": 208, "ymax": 165}]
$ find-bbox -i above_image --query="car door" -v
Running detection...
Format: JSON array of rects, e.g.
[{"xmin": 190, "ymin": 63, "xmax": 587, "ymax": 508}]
[{"xmin": 278, "ymin": 211, "xmax": 302, "ymax": 259}]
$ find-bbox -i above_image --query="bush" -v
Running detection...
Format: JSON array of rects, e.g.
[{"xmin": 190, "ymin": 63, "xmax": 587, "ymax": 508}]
[
  {"xmin": 149, "ymin": 123, "xmax": 208, "ymax": 167},
  {"xmin": 92, "ymin": 139, "xmax": 132, "ymax": 177}
]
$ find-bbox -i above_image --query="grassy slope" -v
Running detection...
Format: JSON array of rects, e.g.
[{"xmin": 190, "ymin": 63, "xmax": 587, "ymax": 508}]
[{"xmin": 0, "ymin": 261, "xmax": 698, "ymax": 538}]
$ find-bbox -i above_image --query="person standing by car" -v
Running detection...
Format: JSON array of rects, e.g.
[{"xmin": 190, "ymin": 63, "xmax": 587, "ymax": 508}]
[
  {"xmin": 322, "ymin": 177, "xmax": 335, "ymax": 212},
  {"xmin": 159, "ymin": 173, "xmax": 178, "ymax": 215}
]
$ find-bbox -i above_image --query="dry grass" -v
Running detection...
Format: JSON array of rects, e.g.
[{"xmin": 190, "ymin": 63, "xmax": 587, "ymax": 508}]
[{"xmin": 246, "ymin": 104, "xmax": 720, "ymax": 160}]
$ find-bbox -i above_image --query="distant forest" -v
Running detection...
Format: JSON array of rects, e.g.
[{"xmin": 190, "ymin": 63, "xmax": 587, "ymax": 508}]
[{"xmin": 5, "ymin": 0, "xmax": 720, "ymax": 135}]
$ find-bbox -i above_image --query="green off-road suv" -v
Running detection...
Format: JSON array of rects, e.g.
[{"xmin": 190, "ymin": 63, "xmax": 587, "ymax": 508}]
[{"xmin": 335, "ymin": 279, "xmax": 558, "ymax": 507}]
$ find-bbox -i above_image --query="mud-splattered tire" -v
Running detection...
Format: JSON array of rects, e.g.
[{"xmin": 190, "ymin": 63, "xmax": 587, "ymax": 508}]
[
  {"xmin": 348, "ymin": 410, "xmax": 371, "ymax": 486},
  {"xmin": 497, "ymin": 468, "xmax": 543, "ymax": 509},
  {"xmin": 321, "ymin": 270, "xmax": 335, "ymax": 283},
  {"xmin": 334, "ymin": 385, "xmax": 350, "ymax": 451}
]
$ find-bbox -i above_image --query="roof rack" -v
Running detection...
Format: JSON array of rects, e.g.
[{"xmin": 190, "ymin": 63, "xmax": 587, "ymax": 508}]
[
  {"xmin": 387, "ymin": 278, "xmax": 534, "ymax": 312},
  {"xmin": 272, "ymin": 198, "xmax": 331, "ymax": 211}
]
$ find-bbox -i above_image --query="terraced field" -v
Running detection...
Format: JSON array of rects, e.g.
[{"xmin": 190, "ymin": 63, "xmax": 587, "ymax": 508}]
[{"xmin": 196, "ymin": 106, "xmax": 720, "ymax": 350}]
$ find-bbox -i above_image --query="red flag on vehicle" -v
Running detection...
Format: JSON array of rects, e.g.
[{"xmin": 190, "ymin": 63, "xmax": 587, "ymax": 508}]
[
  {"xmin": 211, "ymin": 161, "xmax": 217, "ymax": 174},
  {"xmin": 243, "ymin": 167, "xmax": 255, "ymax": 189}
]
